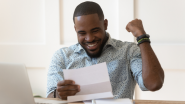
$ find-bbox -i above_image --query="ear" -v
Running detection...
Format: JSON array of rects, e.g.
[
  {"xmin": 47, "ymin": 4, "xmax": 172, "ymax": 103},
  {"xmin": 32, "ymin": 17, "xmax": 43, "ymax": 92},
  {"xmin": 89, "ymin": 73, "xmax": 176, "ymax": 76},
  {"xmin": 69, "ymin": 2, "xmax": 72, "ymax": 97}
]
[
  {"xmin": 74, "ymin": 25, "xmax": 77, "ymax": 31},
  {"xmin": 104, "ymin": 19, "xmax": 108, "ymax": 30}
]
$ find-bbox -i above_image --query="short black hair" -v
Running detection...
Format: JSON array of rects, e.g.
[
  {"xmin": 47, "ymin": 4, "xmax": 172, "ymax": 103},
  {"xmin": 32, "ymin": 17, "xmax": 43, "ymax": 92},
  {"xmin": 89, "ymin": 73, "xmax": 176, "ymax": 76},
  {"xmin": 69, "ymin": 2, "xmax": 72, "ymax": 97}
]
[{"xmin": 73, "ymin": 1, "xmax": 104, "ymax": 23}]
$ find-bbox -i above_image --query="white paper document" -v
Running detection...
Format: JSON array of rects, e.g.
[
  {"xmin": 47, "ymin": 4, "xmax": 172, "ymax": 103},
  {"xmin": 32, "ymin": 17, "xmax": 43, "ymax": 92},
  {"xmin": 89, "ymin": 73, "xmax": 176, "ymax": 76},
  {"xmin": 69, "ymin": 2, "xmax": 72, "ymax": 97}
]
[
  {"xmin": 68, "ymin": 99, "xmax": 133, "ymax": 104},
  {"xmin": 34, "ymin": 98, "xmax": 133, "ymax": 104},
  {"xmin": 63, "ymin": 62, "xmax": 114, "ymax": 102},
  {"xmin": 94, "ymin": 98, "xmax": 133, "ymax": 104}
]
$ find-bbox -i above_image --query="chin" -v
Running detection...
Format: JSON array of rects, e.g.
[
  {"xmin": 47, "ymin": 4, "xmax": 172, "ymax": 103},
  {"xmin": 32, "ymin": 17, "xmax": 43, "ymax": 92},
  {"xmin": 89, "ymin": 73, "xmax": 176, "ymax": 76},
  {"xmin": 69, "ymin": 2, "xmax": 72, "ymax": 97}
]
[{"xmin": 86, "ymin": 50, "xmax": 102, "ymax": 58}]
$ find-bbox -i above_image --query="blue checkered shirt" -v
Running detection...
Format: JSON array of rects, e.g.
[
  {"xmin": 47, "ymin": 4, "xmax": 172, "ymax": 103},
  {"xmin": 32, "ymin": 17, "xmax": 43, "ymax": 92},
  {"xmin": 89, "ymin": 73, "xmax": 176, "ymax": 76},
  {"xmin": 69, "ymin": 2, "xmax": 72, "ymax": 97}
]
[{"xmin": 47, "ymin": 34, "xmax": 148, "ymax": 99}]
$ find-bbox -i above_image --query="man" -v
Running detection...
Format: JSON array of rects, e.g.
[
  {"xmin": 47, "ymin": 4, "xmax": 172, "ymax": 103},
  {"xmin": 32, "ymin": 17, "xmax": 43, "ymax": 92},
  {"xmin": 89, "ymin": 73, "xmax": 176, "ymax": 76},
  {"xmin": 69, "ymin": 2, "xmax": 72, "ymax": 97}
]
[{"xmin": 47, "ymin": 1, "xmax": 164, "ymax": 99}]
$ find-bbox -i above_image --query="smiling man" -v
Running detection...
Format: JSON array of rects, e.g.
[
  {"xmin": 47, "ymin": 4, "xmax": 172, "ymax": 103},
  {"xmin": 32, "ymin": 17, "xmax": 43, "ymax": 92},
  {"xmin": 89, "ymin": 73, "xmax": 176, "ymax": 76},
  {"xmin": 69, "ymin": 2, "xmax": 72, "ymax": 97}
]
[
  {"xmin": 47, "ymin": 1, "xmax": 164, "ymax": 100},
  {"xmin": 75, "ymin": 13, "xmax": 108, "ymax": 58}
]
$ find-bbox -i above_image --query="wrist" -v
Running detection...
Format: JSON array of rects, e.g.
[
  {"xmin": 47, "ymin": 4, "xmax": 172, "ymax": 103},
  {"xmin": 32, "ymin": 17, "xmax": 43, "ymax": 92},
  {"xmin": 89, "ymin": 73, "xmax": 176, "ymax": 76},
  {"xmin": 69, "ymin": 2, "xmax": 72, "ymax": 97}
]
[
  {"xmin": 135, "ymin": 30, "xmax": 146, "ymax": 37},
  {"xmin": 139, "ymin": 42, "xmax": 150, "ymax": 46}
]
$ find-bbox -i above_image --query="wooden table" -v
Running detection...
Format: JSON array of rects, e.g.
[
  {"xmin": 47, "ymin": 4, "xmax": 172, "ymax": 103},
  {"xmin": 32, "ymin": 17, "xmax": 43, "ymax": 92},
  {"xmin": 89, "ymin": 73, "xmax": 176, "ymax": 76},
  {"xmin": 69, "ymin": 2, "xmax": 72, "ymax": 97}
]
[{"xmin": 134, "ymin": 100, "xmax": 185, "ymax": 104}]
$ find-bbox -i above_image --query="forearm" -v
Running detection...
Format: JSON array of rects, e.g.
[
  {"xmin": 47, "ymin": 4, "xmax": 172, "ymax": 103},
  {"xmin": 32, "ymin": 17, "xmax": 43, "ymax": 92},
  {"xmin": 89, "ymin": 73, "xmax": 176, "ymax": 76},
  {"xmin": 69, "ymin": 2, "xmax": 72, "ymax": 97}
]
[{"xmin": 139, "ymin": 42, "xmax": 164, "ymax": 91}]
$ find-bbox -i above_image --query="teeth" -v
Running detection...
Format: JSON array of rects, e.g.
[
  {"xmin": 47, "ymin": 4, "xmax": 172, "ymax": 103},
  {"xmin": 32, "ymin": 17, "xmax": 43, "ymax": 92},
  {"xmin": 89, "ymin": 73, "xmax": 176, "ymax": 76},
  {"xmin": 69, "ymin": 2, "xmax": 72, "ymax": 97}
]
[{"xmin": 87, "ymin": 43, "xmax": 97, "ymax": 47}]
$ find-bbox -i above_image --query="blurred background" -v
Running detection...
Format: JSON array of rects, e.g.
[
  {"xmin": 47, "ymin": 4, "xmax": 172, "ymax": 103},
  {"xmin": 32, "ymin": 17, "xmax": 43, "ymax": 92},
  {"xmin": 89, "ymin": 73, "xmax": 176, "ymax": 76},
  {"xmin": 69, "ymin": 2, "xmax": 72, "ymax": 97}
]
[{"xmin": 0, "ymin": 0, "xmax": 185, "ymax": 100}]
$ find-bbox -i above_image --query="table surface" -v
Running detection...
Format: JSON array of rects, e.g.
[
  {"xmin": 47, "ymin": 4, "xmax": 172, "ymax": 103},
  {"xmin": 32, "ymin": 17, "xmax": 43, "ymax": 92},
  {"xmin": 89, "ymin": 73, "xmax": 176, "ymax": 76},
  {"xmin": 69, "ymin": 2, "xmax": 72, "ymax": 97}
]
[
  {"xmin": 134, "ymin": 100, "xmax": 185, "ymax": 104},
  {"xmin": 36, "ymin": 98, "xmax": 185, "ymax": 104}
]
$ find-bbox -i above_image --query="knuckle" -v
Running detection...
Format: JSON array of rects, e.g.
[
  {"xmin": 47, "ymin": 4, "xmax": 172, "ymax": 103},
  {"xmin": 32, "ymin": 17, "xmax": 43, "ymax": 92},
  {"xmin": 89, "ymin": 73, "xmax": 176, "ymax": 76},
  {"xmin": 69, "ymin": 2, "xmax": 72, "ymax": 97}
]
[
  {"xmin": 65, "ymin": 80, "xmax": 73, "ymax": 85},
  {"xmin": 66, "ymin": 80, "xmax": 71, "ymax": 84},
  {"xmin": 67, "ymin": 85, "xmax": 73, "ymax": 90},
  {"xmin": 76, "ymin": 85, "xmax": 79, "ymax": 89},
  {"xmin": 71, "ymin": 85, "xmax": 77, "ymax": 90},
  {"xmin": 68, "ymin": 85, "xmax": 76, "ymax": 90},
  {"xmin": 57, "ymin": 86, "xmax": 64, "ymax": 92},
  {"xmin": 64, "ymin": 91, "xmax": 70, "ymax": 95}
]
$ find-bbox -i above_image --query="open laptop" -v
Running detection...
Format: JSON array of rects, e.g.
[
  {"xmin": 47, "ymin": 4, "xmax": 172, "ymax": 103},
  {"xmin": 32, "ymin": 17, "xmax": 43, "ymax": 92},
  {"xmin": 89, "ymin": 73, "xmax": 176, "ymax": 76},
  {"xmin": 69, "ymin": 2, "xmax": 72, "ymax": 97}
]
[{"xmin": 0, "ymin": 63, "xmax": 36, "ymax": 104}]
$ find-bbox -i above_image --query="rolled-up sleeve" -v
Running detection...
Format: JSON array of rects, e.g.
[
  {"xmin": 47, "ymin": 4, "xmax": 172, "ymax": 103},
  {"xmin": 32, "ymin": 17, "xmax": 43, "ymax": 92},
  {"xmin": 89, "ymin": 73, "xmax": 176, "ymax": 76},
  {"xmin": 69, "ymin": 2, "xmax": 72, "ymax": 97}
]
[
  {"xmin": 46, "ymin": 49, "xmax": 65, "ymax": 97},
  {"xmin": 129, "ymin": 43, "xmax": 148, "ymax": 91}
]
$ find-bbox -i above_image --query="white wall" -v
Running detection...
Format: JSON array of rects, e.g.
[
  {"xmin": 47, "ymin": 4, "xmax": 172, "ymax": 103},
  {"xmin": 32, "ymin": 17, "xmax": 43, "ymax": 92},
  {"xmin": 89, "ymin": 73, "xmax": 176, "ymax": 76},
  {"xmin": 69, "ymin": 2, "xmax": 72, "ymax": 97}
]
[
  {"xmin": 0, "ymin": 0, "xmax": 61, "ymax": 97},
  {"xmin": 0, "ymin": 0, "xmax": 134, "ymax": 98},
  {"xmin": 1, "ymin": 0, "xmax": 185, "ymax": 100},
  {"xmin": 134, "ymin": 0, "xmax": 185, "ymax": 101},
  {"xmin": 61, "ymin": 0, "xmax": 134, "ymax": 44},
  {"xmin": 136, "ymin": 70, "xmax": 185, "ymax": 101}
]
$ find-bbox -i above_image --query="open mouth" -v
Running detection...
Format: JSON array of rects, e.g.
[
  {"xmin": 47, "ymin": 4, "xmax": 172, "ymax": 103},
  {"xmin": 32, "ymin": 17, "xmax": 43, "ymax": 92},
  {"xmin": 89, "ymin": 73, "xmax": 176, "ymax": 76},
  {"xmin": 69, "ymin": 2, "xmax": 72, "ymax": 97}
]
[{"xmin": 86, "ymin": 41, "xmax": 99, "ymax": 50}]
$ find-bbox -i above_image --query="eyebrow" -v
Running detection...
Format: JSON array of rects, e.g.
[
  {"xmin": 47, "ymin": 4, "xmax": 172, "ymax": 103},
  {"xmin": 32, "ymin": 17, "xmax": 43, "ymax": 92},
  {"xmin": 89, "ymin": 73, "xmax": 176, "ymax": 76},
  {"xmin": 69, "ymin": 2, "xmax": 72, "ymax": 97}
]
[
  {"xmin": 91, "ymin": 27, "xmax": 101, "ymax": 31},
  {"xmin": 77, "ymin": 30, "xmax": 86, "ymax": 34},
  {"xmin": 77, "ymin": 27, "xmax": 101, "ymax": 34}
]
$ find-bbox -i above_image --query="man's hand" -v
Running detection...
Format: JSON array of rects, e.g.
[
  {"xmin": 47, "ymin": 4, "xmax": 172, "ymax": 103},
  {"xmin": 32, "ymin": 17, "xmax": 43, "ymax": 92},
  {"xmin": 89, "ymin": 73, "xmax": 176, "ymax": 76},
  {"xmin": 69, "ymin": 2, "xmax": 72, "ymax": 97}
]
[
  {"xmin": 57, "ymin": 80, "xmax": 80, "ymax": 100},
  {"xmin": 126, "ymin": 19, "xmax": 146, "ymax": 37}
]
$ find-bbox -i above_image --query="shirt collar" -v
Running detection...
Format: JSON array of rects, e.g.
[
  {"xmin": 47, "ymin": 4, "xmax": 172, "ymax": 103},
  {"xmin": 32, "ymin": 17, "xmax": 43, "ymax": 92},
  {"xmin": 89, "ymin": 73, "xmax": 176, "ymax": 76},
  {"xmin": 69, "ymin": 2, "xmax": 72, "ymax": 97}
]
[
  {"xmin": 74, "ymin": 43, "xmax": 84, "ymax": 53},
  {"xmin": 103, "ymin": 32, "xmax": 117, "ymax": 49},
  {"xmin": 74, "ymin": 32, "xmax": 116, "ymax": 53}
]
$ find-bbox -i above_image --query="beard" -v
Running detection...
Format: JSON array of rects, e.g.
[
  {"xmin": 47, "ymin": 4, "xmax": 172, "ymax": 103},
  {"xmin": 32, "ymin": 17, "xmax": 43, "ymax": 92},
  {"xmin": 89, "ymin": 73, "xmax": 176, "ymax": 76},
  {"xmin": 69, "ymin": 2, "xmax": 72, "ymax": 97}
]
[
  {"xmin": 80, "ymin": 33, "xmax": 108, "ymax": 58},
  {"xmin": 83, "ymin": 42, "xmax": 103, "ymax": 58}
]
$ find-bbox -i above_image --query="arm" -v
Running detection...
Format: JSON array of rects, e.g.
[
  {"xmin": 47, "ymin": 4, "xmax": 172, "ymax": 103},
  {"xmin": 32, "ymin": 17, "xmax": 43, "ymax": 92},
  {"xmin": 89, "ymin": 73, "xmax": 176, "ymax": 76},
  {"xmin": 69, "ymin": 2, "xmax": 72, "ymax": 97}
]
[
  {"xmin": 126, "ymin": 19, "xmax": 164, "ymax": 91},
  {"xmin": 47, "ymin": 80, "xmax": 80, "ymax": 100},
  {"xmin": 47, "ymin": 49, "xmax": 80, "ymax": 99},
  {"xmin": 139, "ymin": 42, "xmax": 164, "ymax": 91}
]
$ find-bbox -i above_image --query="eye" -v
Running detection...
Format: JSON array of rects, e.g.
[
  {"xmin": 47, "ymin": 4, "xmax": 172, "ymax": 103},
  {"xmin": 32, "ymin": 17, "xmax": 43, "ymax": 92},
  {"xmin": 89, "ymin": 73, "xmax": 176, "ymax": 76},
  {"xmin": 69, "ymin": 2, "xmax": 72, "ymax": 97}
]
[
  {"xmin": 79, "ymin": 32, "xmax": 86, "ymax": 36},
  {"xmin": 93, "ymin": 29, "xmax": 99, "ymax": 33}
]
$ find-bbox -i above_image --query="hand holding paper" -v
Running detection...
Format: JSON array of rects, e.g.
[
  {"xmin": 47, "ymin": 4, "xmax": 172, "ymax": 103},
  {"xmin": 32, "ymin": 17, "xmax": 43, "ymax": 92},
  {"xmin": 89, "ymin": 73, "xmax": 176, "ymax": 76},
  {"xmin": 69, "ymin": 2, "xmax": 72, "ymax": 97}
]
[
  {"xmin": 57, "ymin": 80, "xmax": 80, "ymax": 100},
  {"xmin": 63, "ymin": 62, "xmax": 114, "ymax": 102}
]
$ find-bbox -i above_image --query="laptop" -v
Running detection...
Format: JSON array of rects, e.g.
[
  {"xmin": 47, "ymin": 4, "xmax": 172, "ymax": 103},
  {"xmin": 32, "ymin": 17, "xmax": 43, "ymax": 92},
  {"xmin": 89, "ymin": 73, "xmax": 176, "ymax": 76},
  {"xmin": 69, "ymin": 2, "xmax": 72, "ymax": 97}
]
[{"xmin": 0, "ymin": 63, "xmax": 36, "ymax": 104}]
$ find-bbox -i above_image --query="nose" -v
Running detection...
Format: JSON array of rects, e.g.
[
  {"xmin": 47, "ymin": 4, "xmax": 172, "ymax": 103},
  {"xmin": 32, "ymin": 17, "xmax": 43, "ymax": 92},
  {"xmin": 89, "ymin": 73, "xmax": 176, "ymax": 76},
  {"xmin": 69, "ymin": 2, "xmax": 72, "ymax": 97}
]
[{"xmin": 85, "ymin": 33, "xmax": 95, "ymax": 42}]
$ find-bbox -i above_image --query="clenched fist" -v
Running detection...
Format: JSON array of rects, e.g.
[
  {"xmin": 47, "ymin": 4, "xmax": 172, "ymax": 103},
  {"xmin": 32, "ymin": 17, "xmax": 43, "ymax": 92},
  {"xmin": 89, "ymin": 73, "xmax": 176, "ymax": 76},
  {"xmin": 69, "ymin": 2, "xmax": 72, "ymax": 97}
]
[
  {"xmin": 126, "ymin": 19, "xmax": 146, "ymax": 37},
  {"xmin": 57, "ymin": 80, "xmax": 80, "ymax": 100}
]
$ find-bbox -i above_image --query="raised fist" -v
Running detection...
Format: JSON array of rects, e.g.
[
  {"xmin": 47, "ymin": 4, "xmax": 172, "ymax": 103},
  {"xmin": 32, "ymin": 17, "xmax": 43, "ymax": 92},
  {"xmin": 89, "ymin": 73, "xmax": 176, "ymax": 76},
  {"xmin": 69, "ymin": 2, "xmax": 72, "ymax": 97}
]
[{"xmin": 126, "ymin": 19, "xmax": 146, "ymax": 37}]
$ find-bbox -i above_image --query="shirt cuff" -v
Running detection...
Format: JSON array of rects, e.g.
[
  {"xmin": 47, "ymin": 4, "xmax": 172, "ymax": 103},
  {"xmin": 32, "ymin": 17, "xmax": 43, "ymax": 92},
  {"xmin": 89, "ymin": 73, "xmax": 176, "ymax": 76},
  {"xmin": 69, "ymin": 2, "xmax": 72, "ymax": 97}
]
[{"xmin": 138, "ymin": 75, "xmax": 149, "ymax": 91}]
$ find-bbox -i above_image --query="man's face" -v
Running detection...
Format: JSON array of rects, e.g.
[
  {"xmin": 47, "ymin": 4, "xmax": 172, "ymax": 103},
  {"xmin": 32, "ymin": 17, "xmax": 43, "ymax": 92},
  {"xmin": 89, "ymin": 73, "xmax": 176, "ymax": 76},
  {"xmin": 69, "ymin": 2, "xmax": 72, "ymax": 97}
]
[{"xmin": 74, "ymin": 14, "xmax": 108, "ymax": 58}]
